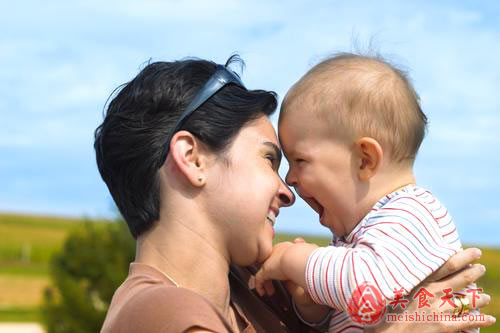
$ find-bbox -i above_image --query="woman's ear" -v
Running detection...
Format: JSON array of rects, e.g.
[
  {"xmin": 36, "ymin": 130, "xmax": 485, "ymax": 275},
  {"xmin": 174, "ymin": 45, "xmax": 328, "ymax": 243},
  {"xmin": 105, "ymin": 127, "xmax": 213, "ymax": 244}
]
[
  {"xmin": 355, "ymin": 137, "xmax": 383, "ymax": 181},
  {"xmin": 168, "ymin": 130, "xmax": 208, "ymax": 187}
]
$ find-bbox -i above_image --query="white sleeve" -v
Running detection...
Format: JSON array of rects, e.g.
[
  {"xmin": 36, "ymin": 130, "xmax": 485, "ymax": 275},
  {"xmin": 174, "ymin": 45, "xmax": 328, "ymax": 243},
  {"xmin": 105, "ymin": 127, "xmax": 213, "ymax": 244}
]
[{"xmin": 305, "ymin": 197, "xmax": 458, "ymax": 311}]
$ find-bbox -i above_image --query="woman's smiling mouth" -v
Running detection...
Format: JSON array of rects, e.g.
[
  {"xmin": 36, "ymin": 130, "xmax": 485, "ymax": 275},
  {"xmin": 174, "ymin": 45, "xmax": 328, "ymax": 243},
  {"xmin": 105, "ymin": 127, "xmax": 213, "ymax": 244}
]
[{"xmin": 266, "ymin": 211, "xmax": 276, "ymax": 227}]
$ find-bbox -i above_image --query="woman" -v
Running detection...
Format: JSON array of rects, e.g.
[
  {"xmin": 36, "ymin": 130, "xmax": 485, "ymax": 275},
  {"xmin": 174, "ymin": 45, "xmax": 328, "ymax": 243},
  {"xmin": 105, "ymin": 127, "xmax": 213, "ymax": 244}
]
[{"xmin": 95, "ymin": 56, "xmax": 494, "ymax": 332}]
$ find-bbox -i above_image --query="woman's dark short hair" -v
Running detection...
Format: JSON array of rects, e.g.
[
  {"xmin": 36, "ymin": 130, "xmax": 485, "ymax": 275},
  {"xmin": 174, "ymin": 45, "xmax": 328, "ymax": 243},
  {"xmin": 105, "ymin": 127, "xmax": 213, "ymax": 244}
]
[{"xmin": 94, "ymin": 56, "xmax": 277, "ymax": 238}]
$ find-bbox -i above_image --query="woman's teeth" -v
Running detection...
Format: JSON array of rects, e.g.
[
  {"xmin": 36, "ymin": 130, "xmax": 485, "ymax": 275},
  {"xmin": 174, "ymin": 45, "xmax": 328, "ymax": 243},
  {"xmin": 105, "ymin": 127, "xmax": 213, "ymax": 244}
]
[{"xmin": 266, "ymin": 212, "xmax": 276, "ymax": 227}]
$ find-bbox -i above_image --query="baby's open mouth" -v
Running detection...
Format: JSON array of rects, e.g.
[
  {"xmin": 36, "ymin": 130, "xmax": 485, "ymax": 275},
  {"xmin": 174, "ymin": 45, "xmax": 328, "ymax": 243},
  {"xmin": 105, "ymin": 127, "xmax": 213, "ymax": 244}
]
[
  {"xmin": 302, "ymin": 196, "xmax": 324, "ymax": 219},
  {"xmin": 304, "ymin": 197, "xmax": 329, "ymax": 228}
]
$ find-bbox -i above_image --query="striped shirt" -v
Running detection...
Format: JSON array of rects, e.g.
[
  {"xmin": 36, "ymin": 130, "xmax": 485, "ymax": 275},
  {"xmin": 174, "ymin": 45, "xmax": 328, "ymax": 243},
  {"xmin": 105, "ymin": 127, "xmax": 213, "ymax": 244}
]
[{"xmin": 304, "ymin": 184, "xmax": 469, "ymax": 332}]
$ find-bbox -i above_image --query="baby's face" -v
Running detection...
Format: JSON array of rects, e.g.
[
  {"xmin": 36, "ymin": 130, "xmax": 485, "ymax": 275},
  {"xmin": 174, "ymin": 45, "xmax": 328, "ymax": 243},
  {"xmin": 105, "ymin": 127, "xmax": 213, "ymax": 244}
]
[{"xmin": 278, "ymin": 109, "xmax": 361, "ymax": 237}]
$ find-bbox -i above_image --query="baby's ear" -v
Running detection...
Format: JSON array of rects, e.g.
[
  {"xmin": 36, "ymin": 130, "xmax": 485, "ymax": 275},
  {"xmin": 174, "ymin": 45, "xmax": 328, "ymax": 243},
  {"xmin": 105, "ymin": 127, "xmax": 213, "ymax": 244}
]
[{"xmin": 355, "ymin": 137, "xmax": 383, "ymax": 181}]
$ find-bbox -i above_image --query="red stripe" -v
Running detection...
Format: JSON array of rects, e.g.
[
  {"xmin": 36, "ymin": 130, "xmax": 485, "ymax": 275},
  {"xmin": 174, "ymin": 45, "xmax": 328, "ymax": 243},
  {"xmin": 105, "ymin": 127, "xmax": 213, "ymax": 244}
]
[
  {"xmin": 305, "ymin": 253, "xmax": 312, "ymax": 299},
  {"xmin": 382, "ymin": 203, "xmax": 445, "ymax": 249},
  {"xmin": 390, "ymin": 196, "xmax": 439, "ymax": 225},
  {"xmin": 329, "ymin": 312, "xmax": 349, "ymax": 326},
  {"xmin": 339, "ymin": 252, "xmax": 349, "ymax": 306},
  {"xmin": 443, "ymin": 227, "xmax": 457, "ymax": 237},
  {"xmin": 309, "ymin": 252, "xmax": 321, "ymax": 304},
  {"xmin": 366, "ymin": 230, "xmax": 422, "ymax": 282},
  {"xmin": 359, "ymin": 241, "xmax": 405, "ymax": 293},
  {"xmin": 331, "ymin": 310, "xmax": 343, "ymax": 320},
  {"xmin": 370, "ymin": 227, "xmax": 435, "ymax": 272},
  {"xmin": 352, "ymin": 251, "xmax": 360, "ymax": 300},
  {"xmin": 359, "ymin": 256, "xmax": 391, "ymax": 299},
  {"xmin": 436, "ymin": 210, "xmax": 448, "ymax": 219},
  {"xmin": 324, "ymin": 254, "xmax": 336, "ymax": 307},
  {"xmin": 416, "ymin": 190, "xmax": 431, "ymax": 197},
  {"xmin": 362, "ymin": 221, "xmax": 447, "ymax": 263}
]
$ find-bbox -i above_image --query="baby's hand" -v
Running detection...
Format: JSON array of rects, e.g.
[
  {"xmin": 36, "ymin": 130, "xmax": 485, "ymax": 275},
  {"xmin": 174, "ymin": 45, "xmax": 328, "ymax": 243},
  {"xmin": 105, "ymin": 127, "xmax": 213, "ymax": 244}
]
[
  {"xmin": 284, "ymin": 280, "xmax": 316, "ymax": 306},
  {"xmin": 283, "ymin": 237, "xmax": 315, "ymax": 306},
  {"xmin": 255, "ymin": 241, "xmax": 294, "ymax": 296}
]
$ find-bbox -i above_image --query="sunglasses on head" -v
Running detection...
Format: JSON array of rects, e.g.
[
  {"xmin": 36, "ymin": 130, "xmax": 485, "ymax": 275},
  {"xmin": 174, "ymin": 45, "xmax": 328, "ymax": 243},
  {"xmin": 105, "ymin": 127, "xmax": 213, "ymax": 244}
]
[{"xmin": 159, "ymin": 64, "xmax": 247, "ymax": 166}]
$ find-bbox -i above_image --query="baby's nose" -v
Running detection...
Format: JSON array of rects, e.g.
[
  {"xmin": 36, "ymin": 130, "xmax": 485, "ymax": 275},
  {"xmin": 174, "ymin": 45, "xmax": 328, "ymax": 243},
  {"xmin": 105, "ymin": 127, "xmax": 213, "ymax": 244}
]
[{"xmin": 278, "ymin": 177, "xmax": 295, "ymax": 207}]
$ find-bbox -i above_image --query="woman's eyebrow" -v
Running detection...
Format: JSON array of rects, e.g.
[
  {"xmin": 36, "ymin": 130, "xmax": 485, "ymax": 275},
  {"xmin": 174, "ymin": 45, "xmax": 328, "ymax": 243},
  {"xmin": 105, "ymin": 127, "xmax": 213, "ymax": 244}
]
[{"xmin": 263, "ymin": 141, "xmax": 283, "ymax": 166}]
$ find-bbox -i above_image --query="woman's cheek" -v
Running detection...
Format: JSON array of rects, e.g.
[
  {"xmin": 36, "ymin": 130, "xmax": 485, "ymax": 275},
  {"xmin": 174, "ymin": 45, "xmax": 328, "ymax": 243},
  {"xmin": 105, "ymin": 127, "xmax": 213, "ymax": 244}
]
[
  {"xmin": 258, "ymin": 241, "xmax": 273, "ymax": 264},
  {"xmin": 256, "ymin": 227, "xmax": 274, "ymax": 263}
]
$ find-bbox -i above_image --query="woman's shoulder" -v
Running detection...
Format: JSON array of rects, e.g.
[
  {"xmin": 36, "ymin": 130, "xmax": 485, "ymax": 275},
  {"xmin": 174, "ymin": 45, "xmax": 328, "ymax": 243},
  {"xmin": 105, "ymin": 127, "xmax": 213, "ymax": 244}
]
[
  {"xmin": 102, "ymin": 264, "xmax": 233, "ymax": 333},
  {"xmin": 122, "ymin": 263, "xmax": 227, "ymax": 316},
  {"xmin": 131, "ymin": 283, "xmax": 217, "ymax": 310},
  {"xmin": 106, "ymin": 285, "xmax": 232, "ymax": 332},
  {"xmin": 127, "ymin": 283, "xmax": 208, "ymax": 312}
]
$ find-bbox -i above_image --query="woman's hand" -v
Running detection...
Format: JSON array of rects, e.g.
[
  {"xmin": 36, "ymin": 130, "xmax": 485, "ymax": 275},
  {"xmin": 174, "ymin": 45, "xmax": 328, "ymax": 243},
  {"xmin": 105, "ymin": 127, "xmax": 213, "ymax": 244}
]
[{"xmin": 367, "ymin": 248, "xmax": 496, "ymax": 333}]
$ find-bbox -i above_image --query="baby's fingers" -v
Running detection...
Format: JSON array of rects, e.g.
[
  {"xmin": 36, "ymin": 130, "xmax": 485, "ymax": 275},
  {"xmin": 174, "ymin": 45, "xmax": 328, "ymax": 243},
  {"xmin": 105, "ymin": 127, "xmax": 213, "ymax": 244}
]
[
  {"xmin": 293, "ymin": 237, "xmax": 305, "ymax": 244},
  {"xmin": 254, "ymin": 270, "xmax": 266, "ymax": 296},
  {"xmin": 254, "ymin": 269, "xmax": 275, "ymax": 297},
  {"xmin": 263, "ymin": 280, "xmax": 275, "ymax": 296}
]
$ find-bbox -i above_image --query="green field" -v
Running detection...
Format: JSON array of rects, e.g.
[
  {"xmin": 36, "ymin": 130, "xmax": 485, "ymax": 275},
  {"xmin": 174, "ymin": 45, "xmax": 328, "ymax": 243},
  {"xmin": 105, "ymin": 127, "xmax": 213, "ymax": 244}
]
[
  {"xmin": 1, "ymin": 213, "xmax": 498, "ymax": 331},
  {"xmin": 0, "ymin": 213, "xmax": 91, "ymax": 322}
]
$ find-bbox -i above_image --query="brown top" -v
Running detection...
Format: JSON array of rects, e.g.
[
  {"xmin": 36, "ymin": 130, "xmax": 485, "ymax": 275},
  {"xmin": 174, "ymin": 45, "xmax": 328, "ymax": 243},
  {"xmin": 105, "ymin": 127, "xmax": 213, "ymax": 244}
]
[{"xmin": 101, "ymin": 263, "xmax": 318, "ymax": 333}]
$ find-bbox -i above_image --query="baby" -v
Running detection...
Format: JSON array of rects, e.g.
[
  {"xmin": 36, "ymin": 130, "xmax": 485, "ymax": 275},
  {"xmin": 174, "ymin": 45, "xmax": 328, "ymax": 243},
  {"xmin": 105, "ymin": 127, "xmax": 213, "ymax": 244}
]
[{"xmin": 255, "ymin": 53, "xmax": 478, "ymax": 332}]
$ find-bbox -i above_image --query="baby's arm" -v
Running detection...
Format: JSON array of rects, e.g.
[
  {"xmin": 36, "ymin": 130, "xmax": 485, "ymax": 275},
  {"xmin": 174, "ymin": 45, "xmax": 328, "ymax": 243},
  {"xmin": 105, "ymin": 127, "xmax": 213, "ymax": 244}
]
[
  {"xmin": 255, "ymin": 241, "xmax": 318, "ymax": 295},
  {"xmin": 255, "ymin": 241, "xmax": 333, "ymax": 325},
  {"xmin": 259, "ymin": 199, "xmax": 459, "ymax": 314},
  {"xmin": 304, "ymin": 200, "xmax": 458, "ymax": 311},
  {"xmin": 255, "ymin": 242, "xmax": 318, "ymax": 296}
]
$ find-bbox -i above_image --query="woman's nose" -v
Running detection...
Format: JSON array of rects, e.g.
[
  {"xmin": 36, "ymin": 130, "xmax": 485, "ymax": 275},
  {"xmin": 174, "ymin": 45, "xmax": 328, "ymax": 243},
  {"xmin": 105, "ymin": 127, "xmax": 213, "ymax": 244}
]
[{"xmin": 278, "ymin": 176, "xmax": 295, "ymax": 207}]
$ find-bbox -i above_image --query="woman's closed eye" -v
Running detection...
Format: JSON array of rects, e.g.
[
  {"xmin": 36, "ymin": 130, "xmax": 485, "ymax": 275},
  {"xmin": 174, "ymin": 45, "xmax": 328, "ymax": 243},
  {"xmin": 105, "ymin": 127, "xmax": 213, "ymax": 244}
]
[
  {"xmin": 265, "ymin": 153, "xmax": 277, "ymax": 168},
  {"xmin": 262, "ymin": 142, "xmax": 282, "ymax": 170}
]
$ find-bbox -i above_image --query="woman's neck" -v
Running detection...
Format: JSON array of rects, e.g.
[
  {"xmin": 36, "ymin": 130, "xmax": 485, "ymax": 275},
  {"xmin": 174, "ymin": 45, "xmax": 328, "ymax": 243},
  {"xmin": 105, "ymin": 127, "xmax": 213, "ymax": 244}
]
[{"xmin": 135, "ymin": 214, "xmax": 233, "ymax": 317}]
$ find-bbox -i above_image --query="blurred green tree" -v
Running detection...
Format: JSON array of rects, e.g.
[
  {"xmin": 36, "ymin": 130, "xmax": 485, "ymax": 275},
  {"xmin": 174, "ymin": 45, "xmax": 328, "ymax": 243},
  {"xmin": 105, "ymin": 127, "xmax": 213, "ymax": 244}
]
[{"xmin": 41, "ymin": 220, "xmax": 135, "ymax": 333}]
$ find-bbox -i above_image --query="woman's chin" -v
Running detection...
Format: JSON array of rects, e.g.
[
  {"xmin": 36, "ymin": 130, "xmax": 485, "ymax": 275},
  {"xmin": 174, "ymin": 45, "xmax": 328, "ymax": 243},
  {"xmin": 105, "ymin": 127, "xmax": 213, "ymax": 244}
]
[
  {"xmin": 233, "ymin": 238, "xmax": 273, "ymax": 267},
  {"xmin": 260, "ymin": 247, "xmax": 274, "ymax": 263},
  {"xmin": 233, "ymin": 249, "xmax": 269, "ymax": 268}
]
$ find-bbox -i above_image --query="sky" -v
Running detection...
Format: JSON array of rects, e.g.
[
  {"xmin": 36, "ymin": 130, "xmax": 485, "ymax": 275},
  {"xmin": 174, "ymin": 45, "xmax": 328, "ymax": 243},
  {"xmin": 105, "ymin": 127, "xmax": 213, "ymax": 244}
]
[{"xmin": 1, "ymin": 0, "xmax": 499, "ymax": 245}]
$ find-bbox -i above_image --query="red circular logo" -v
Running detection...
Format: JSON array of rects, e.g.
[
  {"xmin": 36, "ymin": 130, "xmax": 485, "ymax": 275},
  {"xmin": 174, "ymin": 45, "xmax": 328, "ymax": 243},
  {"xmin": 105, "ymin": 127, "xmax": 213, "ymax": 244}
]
[{"xmin": 347, "ymin": 282, "xmax": 386, "ymax": 325}]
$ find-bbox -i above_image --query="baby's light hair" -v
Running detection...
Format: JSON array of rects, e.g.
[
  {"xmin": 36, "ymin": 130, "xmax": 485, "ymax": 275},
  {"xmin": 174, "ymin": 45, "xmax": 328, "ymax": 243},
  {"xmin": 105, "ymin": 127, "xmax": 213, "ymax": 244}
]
[{"xmin": 282, "ymin": 53, "xmax": 427, "ymax": 164}]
